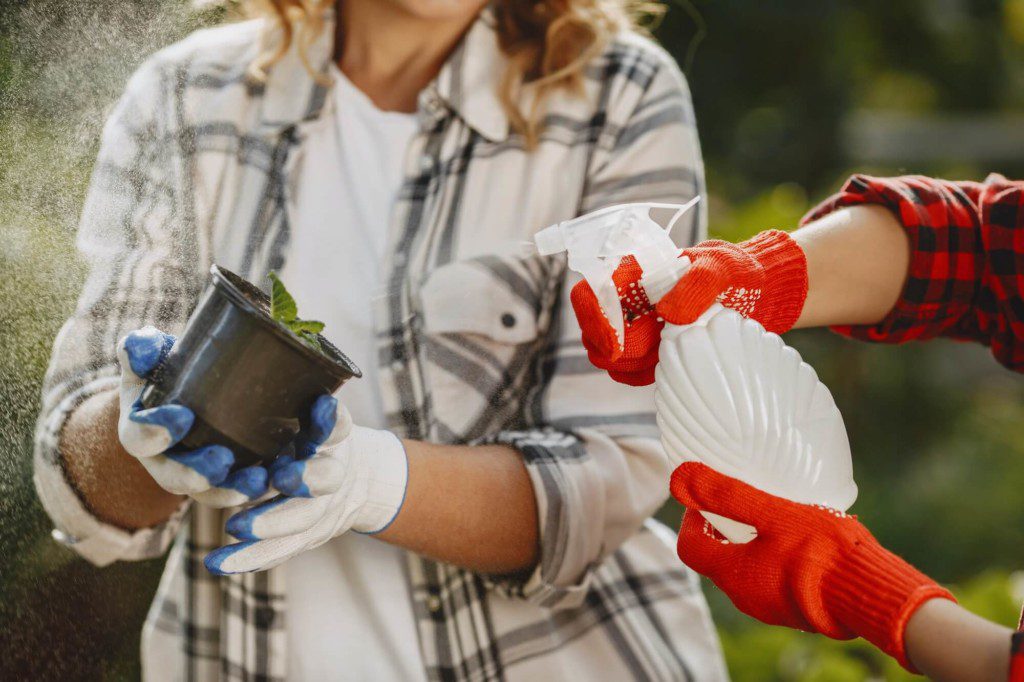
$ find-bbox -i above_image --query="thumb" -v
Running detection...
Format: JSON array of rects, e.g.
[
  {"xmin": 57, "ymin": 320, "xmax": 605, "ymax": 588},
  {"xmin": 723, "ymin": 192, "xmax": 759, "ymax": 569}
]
[
  {"xmin": 669, "ymin": 462, "xmax": 784, "ymax": 528},
  {"xmin": 118, "ymin": 327, "xmax": 176, "ymax": 383},
  {"xmin": 675, "ymin": 507, "xmax": 742, "ymax": 575},
  {"xmin": 655, "ymin": 258, "xmax": 727, "ymax": 326},
  {"xmin": 570, "ymin": 279, "xmax": 621, "ymax": 360}
]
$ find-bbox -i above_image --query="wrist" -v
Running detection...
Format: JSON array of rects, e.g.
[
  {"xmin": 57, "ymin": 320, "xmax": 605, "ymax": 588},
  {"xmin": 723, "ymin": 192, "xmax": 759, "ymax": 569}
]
[
  {"xmin": 821, "ymin": 529, "xmax": 955, "ymax": 670},
  {"xmin": 743, "ymin": 230, "xmax": 808, "ymax": 333},
  {"xmin": 348, "ymin": 427, "xmax": 409, "ymax": 534}
]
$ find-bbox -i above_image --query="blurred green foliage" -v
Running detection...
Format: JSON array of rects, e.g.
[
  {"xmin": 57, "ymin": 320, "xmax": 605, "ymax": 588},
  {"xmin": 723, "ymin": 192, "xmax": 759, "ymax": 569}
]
[
  {"xmin": 1, "ymin": 1, "xmax": 1023, "ymax": 680},
  {"xmin": 698, "ymin": 570, "xmax": 1024, "ymax": 682}
]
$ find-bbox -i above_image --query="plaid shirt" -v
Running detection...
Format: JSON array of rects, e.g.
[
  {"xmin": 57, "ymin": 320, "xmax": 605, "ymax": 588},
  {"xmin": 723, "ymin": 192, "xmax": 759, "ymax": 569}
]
[
  {"xmin": 803, "ymin": 174, "xmax": 1024, "ymax": 371},
  {"xmin": 33, "ymin": 9, "xmax": 729, "ymax": 682}
]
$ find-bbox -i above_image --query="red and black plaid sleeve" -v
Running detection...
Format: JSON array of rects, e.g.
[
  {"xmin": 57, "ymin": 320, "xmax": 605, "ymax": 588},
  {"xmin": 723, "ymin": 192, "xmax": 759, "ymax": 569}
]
[
  {"xmin": 801, "ymin": 174, "xmax": 1024, "ymax": 373},
  {"xmin": 1009, "ymin": 630, "xmax": 1024, "ymax": 682}
]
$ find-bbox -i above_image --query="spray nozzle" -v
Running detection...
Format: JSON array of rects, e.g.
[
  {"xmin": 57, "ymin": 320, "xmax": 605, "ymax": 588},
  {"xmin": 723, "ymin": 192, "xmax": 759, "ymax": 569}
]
[{"xmin": 534, "ymin": 198, "xmax": 700, "ymax": 346}]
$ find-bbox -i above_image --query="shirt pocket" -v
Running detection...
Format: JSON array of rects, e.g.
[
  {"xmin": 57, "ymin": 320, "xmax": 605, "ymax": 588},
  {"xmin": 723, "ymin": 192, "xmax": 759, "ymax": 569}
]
[{"xmin": 418, "ymin": 254, "xmax": 559, "ymax": 442}]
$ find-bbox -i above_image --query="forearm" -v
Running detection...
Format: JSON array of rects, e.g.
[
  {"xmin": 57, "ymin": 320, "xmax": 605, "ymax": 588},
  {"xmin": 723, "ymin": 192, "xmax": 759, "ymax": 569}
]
[
  {"xmin": 905, "ymin": 598, "xmax": 1011, "ymax": 682},
  {"xmin": 60, "ymin": 388, "xmax": 184, "ymax": 530},
  {"xmin": 792, "ymin": 204, "xmax": 911, "ymax": 329},
  {"xmin": 376, "ymin": 439, "xmax": 539, "ymax": 576}
]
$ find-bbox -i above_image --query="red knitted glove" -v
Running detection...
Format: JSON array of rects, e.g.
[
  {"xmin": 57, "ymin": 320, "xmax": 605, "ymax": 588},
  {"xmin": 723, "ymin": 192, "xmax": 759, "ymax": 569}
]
[
  {"xmin": 570, "ymin": 231, "xmax": 809, "ymax": 386},
  {"xmin": 658, "ymin": 230, "xmax": 809, "ymax": 332},
  {"xmin": 670, "ymin": 462, "xmax": 955, "ymax": 671},
  {"xmin": 569, "ymin": 256, "xmax": 664, "ymax": 386}
]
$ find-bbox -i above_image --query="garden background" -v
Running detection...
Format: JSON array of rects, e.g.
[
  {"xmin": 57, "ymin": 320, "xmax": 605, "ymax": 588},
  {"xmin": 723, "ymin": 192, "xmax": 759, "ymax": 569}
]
[{"xmin": 2, "ymin": 1, "xmax": 1023, "ymax": 679}]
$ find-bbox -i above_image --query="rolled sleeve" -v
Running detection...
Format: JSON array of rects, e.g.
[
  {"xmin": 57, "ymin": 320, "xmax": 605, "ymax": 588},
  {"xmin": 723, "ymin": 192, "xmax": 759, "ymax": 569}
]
[
  {"xmin": 33, "ymin": 367, "xmax": 188, "ymax": 566},
  {"xmin": 801, "ymin": 174, "xmax": 987, "ymax": 345},
  {"xmin": 481, "ymin": 429, "xmax": 588, "ymax": 608},
  {"xmin": 32, "ymin": 54, "xmax": 197, "ymax": 567},
  {"xmin": 484, "ymin": 418, "xmax": 671, "ymax": 610}
]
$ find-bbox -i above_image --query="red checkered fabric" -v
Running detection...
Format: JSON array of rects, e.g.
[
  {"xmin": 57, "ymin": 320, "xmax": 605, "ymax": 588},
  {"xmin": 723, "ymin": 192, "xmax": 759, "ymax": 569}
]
[
  {"xmin": 1011, "ymin": 631, "xmax": 1024, "ymax": 682},
  {"xmin": 802, "ymin": 174, "xmax": 1024, "ymax": 373}
]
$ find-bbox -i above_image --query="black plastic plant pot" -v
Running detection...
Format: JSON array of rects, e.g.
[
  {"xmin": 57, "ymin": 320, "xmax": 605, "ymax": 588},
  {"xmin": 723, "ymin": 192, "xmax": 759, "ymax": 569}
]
[{"xmin": 141, "ymin": 265, "xmax": 361, "ymax": 469}]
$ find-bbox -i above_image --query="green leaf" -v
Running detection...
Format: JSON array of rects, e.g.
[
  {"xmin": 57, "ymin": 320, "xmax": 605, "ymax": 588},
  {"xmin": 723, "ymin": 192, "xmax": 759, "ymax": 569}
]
[
  {"xmin": 268, "ymin": 271, "xmax": 296, "ymax": 323},
  {"xmin": 267, "ymin": 272, "xmax": 327, "ymax": 353},
  {"xmin": 298, "ymin": 330, "xmax": 322, "ymax": 352},
  {"xmin": 288, "ymin": 319, "xmax": 325, "ymax": 335}
]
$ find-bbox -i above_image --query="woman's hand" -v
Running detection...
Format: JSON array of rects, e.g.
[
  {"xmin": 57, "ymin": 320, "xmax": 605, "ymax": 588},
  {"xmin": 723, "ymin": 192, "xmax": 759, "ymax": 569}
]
[
  {"xmin": 670, "ymin": 461, "xmax": 954, "ymax": 671},
  {"xmin": 569, "ymin": 255, "xmax": 665, "ymax": 386},
  {"xmin": 570, "ymin": 230, "xmax": 808, "ymax": 386},
  {"xmin": 118, "ymin": 327, "xmax": 270, "ymax": 507},
  {"xmin": 204, "ymin": 395, "xmax": 408, "ymax": 574},
  {"xmin": 657, "ymin": 230, "xmax": 808, "ymax": 330}
]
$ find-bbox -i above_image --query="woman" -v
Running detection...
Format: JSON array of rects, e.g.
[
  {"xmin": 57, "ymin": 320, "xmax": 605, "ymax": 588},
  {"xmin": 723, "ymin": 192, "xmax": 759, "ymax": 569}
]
[
  {"xmin": 573, "ymin": 173, "xmax": 1024, "ymax": 680},
  {"xmin": 33, "ymin": 1, "xmax": 729, "ymax": 680}
]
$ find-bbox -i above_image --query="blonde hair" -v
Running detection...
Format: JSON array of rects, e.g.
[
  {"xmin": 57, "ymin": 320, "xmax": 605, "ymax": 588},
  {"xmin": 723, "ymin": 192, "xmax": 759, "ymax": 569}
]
[{"xmin": 247, "ymin": 1, "xmax": 662, "ymax": 146}]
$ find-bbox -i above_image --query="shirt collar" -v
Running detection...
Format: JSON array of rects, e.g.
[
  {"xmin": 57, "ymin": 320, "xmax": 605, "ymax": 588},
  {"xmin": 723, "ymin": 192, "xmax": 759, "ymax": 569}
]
[
  {"xmin": 427, "ymin": 8, "xmax": 511, "ymax": 142},
  {"xmin": 257, "ymin": 8, "xmax": 511, "ymax": 143},
  {"xmin": 255, "ymin": 16, "xmax": 334, "ymax": 133}
]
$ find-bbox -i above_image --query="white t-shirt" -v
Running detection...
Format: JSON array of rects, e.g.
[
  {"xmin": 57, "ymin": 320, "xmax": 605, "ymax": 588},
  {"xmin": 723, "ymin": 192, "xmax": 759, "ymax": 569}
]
[{"xmin": 277, "ymin": 65, "xmax": 426, "ymax": 682}]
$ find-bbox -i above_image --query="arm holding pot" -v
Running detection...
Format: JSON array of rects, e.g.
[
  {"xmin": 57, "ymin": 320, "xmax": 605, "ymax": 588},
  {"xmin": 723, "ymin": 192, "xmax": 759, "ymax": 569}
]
[
  {"xmin": 33, "ymin": 56, "xmax": 272, "ymax": 565},
  {"xmin": 33, "ymin": 56, "xmax": 195, "ymax": 565},
  {"xmin": 203, "ymin": 401, "xmax": 541, "ymax": 576}
]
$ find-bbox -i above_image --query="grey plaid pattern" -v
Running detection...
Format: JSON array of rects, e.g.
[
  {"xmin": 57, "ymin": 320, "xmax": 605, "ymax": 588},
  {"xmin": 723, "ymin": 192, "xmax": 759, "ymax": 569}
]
[{"xmin": 34, "ymin": 9, "xmax": 727, "ymax": 682}]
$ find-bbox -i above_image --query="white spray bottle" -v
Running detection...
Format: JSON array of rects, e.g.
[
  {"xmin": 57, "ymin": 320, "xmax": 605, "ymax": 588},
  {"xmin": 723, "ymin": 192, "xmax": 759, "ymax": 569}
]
[{"xmin": 535, "ymin": 202, "xmax": 858, "ymax": 544}]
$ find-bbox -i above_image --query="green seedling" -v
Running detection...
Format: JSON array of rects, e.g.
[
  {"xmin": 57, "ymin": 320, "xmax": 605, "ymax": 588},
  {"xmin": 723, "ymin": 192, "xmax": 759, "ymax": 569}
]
[{"xmin": 268, "ymin": 272, "xmax": 325, "ymax": 352}]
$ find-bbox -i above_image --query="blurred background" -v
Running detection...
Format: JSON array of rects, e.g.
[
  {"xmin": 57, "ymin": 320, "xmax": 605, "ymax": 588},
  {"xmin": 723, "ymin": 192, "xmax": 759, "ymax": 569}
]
[{"xmin": 1, "ymin": 0, "xmax": 1023, "ymax": 679}]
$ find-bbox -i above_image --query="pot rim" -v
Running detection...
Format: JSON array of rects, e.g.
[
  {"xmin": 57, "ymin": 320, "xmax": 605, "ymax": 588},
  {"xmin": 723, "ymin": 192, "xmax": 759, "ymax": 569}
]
[{"xmin": 209, "ymin": 264, "xmax": 363, "ymax": 381}]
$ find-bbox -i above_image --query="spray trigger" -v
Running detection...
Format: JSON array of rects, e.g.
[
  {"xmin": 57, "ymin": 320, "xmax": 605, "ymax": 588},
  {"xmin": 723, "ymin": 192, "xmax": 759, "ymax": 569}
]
[{"xmin": 533, "ymin": 198, "xmax": 700, "ymax": 346}]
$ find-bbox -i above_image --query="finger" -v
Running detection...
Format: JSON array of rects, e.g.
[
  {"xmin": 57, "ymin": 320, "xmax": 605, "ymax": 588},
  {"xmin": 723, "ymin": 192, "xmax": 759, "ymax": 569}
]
[
  {"xmin": 612, "ymin": 313, "xmax": 663, "ymax": 365},
  {"xmin": 120, "ymin": 403, "xmax": 195, "ymax": 458},
  {"xmin": 118, "ymin": 327, "xmax": 176, "ymax": 383},
  {"xmin": 570, "ymin": 280, "xmax": 621, "ymax": 360},
  {"xmin": 656, "ymin": 263, "xmax": 725, "ymax": 326},
  {"xmin": 312, "ymin": 397, "xmax": 353, "ymax": 451},
  {"xmin": 591, "ymin": 317, "xmax": 662, "ymax": 386},
  {"xmin": 668, "ymin": 462, "xmax": 776, "ymax": 526},
  {"xmin": 589, "ymin": 341, "xmax": 658, "ymax": 385},
  {"xmin": 607, "ymin": 365, "xmax": 657, "ymax": 386},
  {"xmin": 137, "ymin": 445, "xmax": 233, "ymax": 495},
  {"xmin": 191, "ymin": 465, "xmax": 270, "ymax": 508},
  {"xmin": 204, "ymin": 534, "xmax": 312, "ymax": 575},
  {"xmin": 293, "ymin": 398, "xmax": 351, "ymax": 459},
  {"xmin": 225, "ymin": 495, "xmax": 331, "ymax": 541},
  {"xmin": 272, "ymin": 454, "xmax": 345, "ymax": 497},
  {"xmin": 675, "ymin": 508, "xmax": 742, "ymax": 575}
]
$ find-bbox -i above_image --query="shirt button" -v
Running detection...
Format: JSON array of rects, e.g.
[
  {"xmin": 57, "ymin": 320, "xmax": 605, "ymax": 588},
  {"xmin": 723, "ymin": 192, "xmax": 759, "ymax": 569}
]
[
  {"xmin": 419, "ymin": 155, "xmax": 434, "ymax": 173},
  {"xmin": 391, "ymin": 360, "xmax": 404, "ymax": 372},
  {"xmin": 423, "ymin": 90, "xmax": 444, "ymax": 114},
  {"xmin": 426, "ymin": 595, "xmax": 442, "ymax": 613},
  {"xmin": 501, "ymin": 313, "xmax": 516, "ymax": 328}
]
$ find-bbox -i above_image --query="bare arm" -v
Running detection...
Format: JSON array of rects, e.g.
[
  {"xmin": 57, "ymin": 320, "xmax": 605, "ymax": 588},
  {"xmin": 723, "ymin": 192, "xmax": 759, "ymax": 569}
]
[
  {"xmin": 792, "ymin": 205, "xmax": 1018, "ymax": 679},
  {"xmin": 65, "ymin": 390, "xmax": 539, "ymax": 573},
  {"xmin": 793, "ymin": 204, "xmax": 911, "ymax": 329},
  {"xmin": 378, "ymin": 440, "xmax": 539, "ymax": 575},
  {"xmin": 905, "ymin": 598, "xmax": 1012, "ymax": 682},
  {"xmin": 61, "ymin": 389, "xmax": 183, "ymax": 530},
  {"xmin": 63, "ymin": 391, "xmax": 540, "ymax": 573}
]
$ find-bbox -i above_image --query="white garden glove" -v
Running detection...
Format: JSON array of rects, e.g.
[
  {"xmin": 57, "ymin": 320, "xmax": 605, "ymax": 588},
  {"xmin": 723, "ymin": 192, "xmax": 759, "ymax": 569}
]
[
  {"xmin": 204, "ymin": 394, "xmax": 409, "ymax": 575},
  {"xmin": 118, "ymin": 327, "xmax": 270, "ymax": 507}
]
